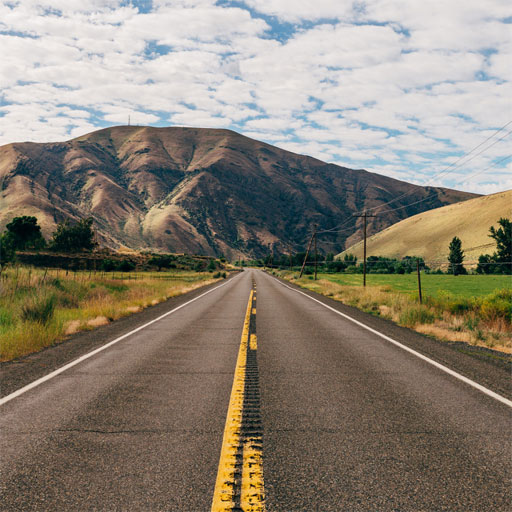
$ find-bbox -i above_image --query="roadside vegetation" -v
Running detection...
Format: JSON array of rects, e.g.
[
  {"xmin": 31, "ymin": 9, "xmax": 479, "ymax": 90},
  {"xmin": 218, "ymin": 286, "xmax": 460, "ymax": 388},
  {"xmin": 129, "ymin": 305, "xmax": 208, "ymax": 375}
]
[
  {"xmin": 274, "ymin": 271, "xmax": 512, "ymax": 354},
  {"xmin": 0, "ymin": 266, "xmax": 223, "ymax": 361},
  {"xmin": 264, "ymin": 219, "xmax": 511, "ymax": 354}
]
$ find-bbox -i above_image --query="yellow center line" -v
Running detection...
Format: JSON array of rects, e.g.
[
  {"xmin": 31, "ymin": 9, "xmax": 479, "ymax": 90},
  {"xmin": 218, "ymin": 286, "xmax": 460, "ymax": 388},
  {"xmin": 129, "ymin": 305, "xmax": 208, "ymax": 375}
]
[
  {"xmin": 249, "ymin": 334, "xmax": 257, "ymax": 351},
  {"xmin": 211, "ymin": 288, "xmax": 265, "ymax": 511}
]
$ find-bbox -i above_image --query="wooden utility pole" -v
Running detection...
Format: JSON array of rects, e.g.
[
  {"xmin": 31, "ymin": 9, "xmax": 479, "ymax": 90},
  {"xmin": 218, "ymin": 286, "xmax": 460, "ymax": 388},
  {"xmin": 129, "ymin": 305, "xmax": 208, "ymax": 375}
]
[
  {"xmin": 299, "ymin": 227, "xmax": 317, "ymax": 278},
  {"xmin": 417, "ymin": 258, "xmax": 423, "ymax": 304},
  {"xmin": 314, "ymin": 230, "xmax": 318, "ymax": 280},
  {"xmin": 353, "ymin": 211, "xmax": 377, "ymax": 287},
  {"xmin": 289, "ymin": 253, "xmax": 293, "ymax": 271}
]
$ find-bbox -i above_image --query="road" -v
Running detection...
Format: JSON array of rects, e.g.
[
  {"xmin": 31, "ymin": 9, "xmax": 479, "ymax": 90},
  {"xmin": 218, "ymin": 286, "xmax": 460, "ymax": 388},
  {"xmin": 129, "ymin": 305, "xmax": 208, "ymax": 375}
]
[{"xmin": 1, "ymin": 269, "xmax": 511, "ymax": 511}]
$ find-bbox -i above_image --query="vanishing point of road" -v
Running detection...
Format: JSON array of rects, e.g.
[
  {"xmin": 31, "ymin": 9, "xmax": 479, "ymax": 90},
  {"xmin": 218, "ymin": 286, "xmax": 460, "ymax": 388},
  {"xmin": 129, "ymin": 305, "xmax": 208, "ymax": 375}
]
[{"xmin": 1, "ymin": 269, "xmax": 511, "ymax": 511}]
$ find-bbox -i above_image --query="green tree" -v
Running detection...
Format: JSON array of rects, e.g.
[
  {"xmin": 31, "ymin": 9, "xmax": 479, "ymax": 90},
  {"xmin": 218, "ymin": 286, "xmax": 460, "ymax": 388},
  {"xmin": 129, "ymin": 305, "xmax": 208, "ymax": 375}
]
[
  {"xmin": 343, "ymin": 253, "xmax": 357, "ymax": 265},
  {"xmin": 448, "ymin": 236, "xmax": 466, "ymax": 275},
  {"xmin": 490, "ymin": 218, "xmax": 511, "ymax": 270},
  {"xmin": 4, "ymin": 216, "xmax": 46, "ymax": 250},
  {"xmin": 0, "ymin": 233, "xmax": 15, "ymax": 266},
  {"xmin": 477, "ymin": 218, "xmax": 512, "ymax": 274},
  {"xmin": 51, "ymin": 217, "xmax": 97, "ymax": 252}
]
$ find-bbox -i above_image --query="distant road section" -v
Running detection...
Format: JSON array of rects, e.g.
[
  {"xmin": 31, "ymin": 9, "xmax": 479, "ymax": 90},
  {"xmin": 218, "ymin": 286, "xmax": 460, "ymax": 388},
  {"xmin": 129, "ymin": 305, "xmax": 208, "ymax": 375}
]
[{"xmin": 1, "ymin": 270, "xmax": 510, "ymax": 510}]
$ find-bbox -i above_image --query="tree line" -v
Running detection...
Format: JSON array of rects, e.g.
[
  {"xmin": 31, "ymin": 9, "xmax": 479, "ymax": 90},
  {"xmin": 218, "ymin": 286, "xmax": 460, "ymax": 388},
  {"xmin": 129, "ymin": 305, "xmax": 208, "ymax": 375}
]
[{"xmin": 0, "ymin": 216, "xmax": 96, "ymax": 264}]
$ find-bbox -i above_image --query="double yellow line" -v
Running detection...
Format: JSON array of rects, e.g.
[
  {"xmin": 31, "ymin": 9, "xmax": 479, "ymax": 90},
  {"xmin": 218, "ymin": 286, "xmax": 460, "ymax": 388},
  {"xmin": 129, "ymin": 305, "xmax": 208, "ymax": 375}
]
[{"xmin": 211, "ymin": 287, "xmax": 265, "ymax": 511}]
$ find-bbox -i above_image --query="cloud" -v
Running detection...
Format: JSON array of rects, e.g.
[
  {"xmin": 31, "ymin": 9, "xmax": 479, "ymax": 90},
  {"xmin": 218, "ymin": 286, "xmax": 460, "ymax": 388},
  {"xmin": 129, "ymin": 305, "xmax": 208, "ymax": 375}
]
[{"xmin": 0, "ymin": 0, "xmax": 510, "ymax": 194}]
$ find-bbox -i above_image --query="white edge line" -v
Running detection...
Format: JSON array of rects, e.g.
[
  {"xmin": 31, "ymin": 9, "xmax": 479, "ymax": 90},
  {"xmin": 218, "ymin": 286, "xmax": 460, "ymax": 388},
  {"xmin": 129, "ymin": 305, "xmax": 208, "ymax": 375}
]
[
  {"xmin": 272, "ymin": 275, "xmax": 512, "ymax": 409},
  {"xmin": 0, "ymin": 274, "xmax": 241, "ymax": 407}
]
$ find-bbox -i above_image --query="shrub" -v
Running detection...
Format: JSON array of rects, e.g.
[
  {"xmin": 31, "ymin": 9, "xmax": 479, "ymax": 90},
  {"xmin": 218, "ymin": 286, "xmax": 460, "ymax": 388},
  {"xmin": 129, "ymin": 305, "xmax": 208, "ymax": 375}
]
[
  {"xmin": 118, "ymin": 260, "xmax": 136, "ymax": 272},
  {"xmin": 399, "ymin": 306, "xmax": 436, "ymax": 327},
  {"xmin": 21, "ymin": 292, "xmax": 56, "ymax": 324},
  {"xmin": 0, "ymin": 307, "xmax": 13, "ymax": 326},
  {"xmin": 101, "ymin": 259, "xmax": 117, "ymax": 272},
  {"xmin": 480, "ymin": 289, "xmax": 512, "ymax": 323}
]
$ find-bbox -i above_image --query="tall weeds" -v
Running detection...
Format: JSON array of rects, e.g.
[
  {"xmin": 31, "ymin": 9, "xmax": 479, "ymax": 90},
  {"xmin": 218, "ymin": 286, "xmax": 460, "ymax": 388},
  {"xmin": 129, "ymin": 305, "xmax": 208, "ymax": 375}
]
[
  {"xmin": 281, "ymin": 273, "xmax": 512, "ymax": 353},
  {"xmin": 0, "ymin": 266, "xmax": 220, "ymax": 361}
]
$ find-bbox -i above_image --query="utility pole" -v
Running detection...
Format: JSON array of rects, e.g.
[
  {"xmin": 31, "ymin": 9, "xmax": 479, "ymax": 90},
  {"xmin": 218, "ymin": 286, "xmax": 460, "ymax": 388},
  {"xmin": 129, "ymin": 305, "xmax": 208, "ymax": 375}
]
[
  {"xmin": 289, "ymin": 253, "xmax": 293, "ymax": 271},
  {"xmin": 417, "ymin": 258, "xmax": 423, "ymax": 304},
  {"xmin": 314, "ymin": 229, "xmax": 318, "ymax": 280},
  {"xmin": 299, "ymin": 226, "xmax": 317, "ymax": 278},
  {"xmin": 353, "ymin": 211, "xmax": 377, "ymax": 287}
]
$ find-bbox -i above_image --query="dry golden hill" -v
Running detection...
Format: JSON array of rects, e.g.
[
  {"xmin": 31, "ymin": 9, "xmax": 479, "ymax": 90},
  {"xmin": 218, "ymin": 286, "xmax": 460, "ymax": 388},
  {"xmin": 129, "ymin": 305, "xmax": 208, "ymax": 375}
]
[
  {"xmin": 0, "ymin": 126, "xmax": 477, "ymax": 257},
  {"xmin": 338, "ymin": 190, "xmax": 511, "ymax": 267}
]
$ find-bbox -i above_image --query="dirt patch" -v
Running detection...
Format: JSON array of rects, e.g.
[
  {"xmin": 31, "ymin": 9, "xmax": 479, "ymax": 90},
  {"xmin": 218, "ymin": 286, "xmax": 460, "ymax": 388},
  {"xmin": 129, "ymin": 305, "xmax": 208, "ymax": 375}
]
[
  {"xmin": 87, "ymin": 316, "xmax": 109, "ymax": 328},
  {"xmin": 64, "ymin": 320, "xmax": 81, "ymax": 335},
  {"xmin": 125, "ymin": 306, "xmax": 142, "ymax": 313}
]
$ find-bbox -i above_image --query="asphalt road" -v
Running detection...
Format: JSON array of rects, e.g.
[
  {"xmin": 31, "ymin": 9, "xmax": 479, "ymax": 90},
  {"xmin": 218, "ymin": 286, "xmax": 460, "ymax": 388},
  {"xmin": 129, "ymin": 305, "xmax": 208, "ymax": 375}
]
[{"xmin": 1, "ymin": 269, "xmax": 511, "ymax": 511}]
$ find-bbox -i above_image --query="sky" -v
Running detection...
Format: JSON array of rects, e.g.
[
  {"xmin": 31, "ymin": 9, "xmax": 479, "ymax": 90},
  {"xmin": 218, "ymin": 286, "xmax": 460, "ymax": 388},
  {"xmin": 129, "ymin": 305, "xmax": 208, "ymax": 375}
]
[{"xmin": 0, "ymin": 0, "xmax": 511, "ymax": 194}]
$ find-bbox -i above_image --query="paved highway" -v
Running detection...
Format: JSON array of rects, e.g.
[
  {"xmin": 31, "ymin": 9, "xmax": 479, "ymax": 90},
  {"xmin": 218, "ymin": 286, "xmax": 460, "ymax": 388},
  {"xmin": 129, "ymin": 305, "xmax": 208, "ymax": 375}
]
[{"xmin": 1, "ymin": 269, "xmax": 511, "ymax": 511}]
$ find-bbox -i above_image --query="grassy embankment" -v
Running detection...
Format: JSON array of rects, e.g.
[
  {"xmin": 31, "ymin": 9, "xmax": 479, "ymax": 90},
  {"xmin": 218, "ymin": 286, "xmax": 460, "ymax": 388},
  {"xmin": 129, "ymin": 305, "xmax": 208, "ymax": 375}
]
[
  {"xmin": 0, "ymin": 266, "xmax": 222, "ymax": 361},
  {"xmin": 277, "ymin": 272, "xmax": 512, "ymax": 353}
]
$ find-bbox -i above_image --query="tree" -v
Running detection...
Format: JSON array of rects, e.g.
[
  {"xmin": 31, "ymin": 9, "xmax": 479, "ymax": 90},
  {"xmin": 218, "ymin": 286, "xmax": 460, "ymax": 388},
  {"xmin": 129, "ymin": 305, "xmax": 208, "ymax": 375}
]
[
  {"xmin": 343, "ymin": 253, "xmax": 357, "ymax": 265},
  {"xmin": 490, "ymin": 217, "xmax": 511, "ymax": 272},
  {"xmin": 0, "ymin": 233, "xmax": 15, "ymax": 266},
  {"xmin": 448, "ymin": 236, "xmax": 466, "ymax": 275},
  {"xmin": 477, "ymin": 218, "xmax": 512, "ymax": 274},
  {"xmin": 51, "ymin": 217, "xmax": 97, "ymax": 252},
  {"xmin": 4, "ymin": 216, "xmax": 46, "ymax": 250}
]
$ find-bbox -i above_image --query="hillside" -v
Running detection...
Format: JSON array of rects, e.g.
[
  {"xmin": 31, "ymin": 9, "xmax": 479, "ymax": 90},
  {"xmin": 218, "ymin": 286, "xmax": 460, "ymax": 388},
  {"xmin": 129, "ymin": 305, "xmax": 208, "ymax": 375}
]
[
  {"xmin": 338, "ymin": 190, "xmax": 511, "ymax": 266},
  {"xmin": 0, "ymin": 126, "xmax": 477, "ymax": 258}
]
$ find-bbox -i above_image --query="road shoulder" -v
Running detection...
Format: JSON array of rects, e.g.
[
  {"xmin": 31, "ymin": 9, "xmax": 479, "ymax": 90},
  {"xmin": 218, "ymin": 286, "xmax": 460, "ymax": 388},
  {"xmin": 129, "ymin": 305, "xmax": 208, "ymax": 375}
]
[
  {"xmin": 0, "ymin": 273, "xmax": 240, "ymax": 398},
  {"xmin": 267, "ymin": 272, "xmax": 512, "ymax": 400}
]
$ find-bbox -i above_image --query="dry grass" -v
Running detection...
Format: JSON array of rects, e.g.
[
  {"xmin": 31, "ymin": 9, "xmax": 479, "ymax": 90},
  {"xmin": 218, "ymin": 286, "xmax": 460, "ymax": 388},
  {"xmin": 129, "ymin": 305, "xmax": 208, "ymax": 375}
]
[
  {"xmin": 338, "ymin": 190, "xmax": 511, "ymax": 268},
  {"xmin": 279, "ymin": 273, "xmax": 512, "ymax": 353},
  {"xmin": 0, "ymin": 266, "xmax": 221, "ymax": 361}
]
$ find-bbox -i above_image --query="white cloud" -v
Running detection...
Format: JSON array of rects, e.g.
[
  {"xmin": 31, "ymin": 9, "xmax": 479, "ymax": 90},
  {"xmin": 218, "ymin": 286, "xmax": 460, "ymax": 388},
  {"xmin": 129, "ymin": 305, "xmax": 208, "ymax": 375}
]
[{"xmin": 0, "ymin": 0, "xmax": 509, "ymax": 194}]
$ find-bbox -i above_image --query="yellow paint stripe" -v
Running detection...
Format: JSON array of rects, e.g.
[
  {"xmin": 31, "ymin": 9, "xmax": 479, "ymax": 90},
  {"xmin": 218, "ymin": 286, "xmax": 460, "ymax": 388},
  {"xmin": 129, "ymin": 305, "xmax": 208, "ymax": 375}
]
[
  {"xmin": 212, "ymin": 289, "xmax": 262, "ymax": 511},
  {"xmin": 250, "ymin": 334, "xmax": 257, "ymax": 351},
  {"xmin": 241, "ymin": 439, "xmax": 265, "ymax": 510}
]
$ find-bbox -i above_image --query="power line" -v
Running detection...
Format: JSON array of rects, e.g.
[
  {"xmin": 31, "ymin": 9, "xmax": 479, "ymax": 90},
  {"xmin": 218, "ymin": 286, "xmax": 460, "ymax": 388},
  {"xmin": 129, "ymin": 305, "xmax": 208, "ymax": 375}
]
[{"xmin": 361, "ymin": 121, "xmax": 512, "ymax": 214}]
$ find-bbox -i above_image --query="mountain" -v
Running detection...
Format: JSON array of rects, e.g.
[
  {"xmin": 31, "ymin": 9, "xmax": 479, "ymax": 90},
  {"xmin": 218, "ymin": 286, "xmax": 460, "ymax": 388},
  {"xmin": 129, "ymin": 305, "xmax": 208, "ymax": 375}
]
[
  {"xmin": 0, "ymin": 126, "xmax": 478, "ymax": 258},
  {"xmin": 338, "ymin": 190, "xmax": 511, "ymax": 266}
]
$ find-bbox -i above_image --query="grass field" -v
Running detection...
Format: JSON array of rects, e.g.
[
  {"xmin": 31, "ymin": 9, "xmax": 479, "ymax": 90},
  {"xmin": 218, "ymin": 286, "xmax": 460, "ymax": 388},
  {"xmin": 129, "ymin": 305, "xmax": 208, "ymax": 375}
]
[
  {"xmin": 278, "ymin": 271, "xmax": 512, "ymax": 354},
  {"xmin": 317, "ymin": 273, "xmax": 511, "ymax": 298},
  {"xmin": 0, "ymin": 266, "xmax": 222, "ymax": 361}
]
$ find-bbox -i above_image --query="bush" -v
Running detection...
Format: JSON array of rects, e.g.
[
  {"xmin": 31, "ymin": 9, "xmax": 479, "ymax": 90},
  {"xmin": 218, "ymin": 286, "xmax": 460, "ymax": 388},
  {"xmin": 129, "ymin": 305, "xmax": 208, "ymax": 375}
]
[
  {"xmin": 480, "ymin": 289, "xmax": 512, "ymax": 323},
  {"xmin": 101, "ymin": 259, "xmax": 117, "ymax": 272},
  {"xmin": 21, "ymin": 292, "xmax": 56, "ymax": 324},
  {"xmin": 117, "ymin": 260, "xmax": 135, "ymax": 272},
  {"xmin": 148, "ymin": 255, "xmax": 176, "ymax": 270},
  {"xmin": 399, "ymin": 306, "xmax": 436, "ymax": 327}
]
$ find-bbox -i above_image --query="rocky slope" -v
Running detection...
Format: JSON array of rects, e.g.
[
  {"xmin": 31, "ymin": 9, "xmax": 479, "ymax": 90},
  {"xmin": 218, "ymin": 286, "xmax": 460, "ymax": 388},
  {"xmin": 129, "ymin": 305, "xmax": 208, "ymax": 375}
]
[{"xmin": 0, "ymin": 126, "xmax": 478, "ymax": 257}]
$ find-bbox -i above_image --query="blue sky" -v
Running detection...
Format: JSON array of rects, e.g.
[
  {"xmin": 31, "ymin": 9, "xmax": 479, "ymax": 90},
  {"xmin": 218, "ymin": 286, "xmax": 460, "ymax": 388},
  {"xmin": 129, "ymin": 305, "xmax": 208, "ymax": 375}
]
[{"xmin": 0, "ymin": 0, "xmax": 511, "ymax": 194}]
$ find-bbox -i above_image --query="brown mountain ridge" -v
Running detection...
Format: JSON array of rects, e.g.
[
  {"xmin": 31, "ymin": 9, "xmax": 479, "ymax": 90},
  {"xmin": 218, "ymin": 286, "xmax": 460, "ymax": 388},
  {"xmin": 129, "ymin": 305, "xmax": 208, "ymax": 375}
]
[{"xmin": 0, "ymin": 126, "xmax": 478, "ymax": 257}]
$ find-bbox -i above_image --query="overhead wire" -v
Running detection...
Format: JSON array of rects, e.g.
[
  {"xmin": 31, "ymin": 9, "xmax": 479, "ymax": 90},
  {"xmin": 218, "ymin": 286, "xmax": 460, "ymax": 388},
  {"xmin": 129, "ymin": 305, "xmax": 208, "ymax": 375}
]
[{"xmin": 360, "ymin": 120, "xmax": 512, "ymax": 214}]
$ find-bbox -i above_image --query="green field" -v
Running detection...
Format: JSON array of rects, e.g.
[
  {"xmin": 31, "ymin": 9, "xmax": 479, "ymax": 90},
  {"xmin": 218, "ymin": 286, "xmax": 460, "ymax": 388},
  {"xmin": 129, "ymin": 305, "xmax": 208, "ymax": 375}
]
[{"xmin": 315, "ymin": 273, "xmax": 511, "ymax": 298}]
